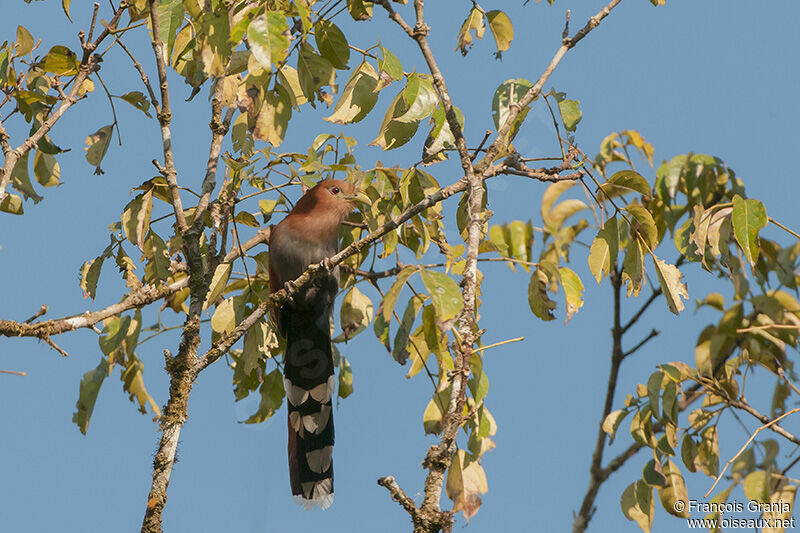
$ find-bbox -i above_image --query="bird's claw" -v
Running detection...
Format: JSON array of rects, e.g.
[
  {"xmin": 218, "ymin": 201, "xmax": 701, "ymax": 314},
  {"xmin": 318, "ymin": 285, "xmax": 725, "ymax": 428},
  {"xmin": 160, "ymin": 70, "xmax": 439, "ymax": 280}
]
[
  {"xmin": 283, "ymin": 280, "xmax": 297, "ymax": 301},
  {"xmin": 320, "ymin": 258, "xmax": 333, "ymax": 273}
]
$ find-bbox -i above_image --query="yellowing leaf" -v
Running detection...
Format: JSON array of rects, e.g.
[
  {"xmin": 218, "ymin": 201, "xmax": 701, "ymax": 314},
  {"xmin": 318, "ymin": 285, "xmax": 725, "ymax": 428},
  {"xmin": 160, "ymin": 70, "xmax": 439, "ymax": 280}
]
[
  {"xmin": 16, "ymin": 26, "xmax": 34, "ymax": 57},
  {"xmin": 375, "ymin": 44, "xmax": 403, "ymax": 92},
  {"xmin": 84, "ymin": 124, "xmax": 114, "ymax": 174},
  {"xmin": 558, "ymin": 267, "xmax": 584, "ymax": 323},
  {"xmin": 324, "ymin": 61, "xmax": 378, "ymax": 124},
  {"xmin": 336, "ymin": 286, "xmax": 373, "ymax": 341},
  {"xmin": 528, "ymin": 268, "xmax": 556, "ymax": 321},
  {"xmin": 621, "ymin": 481, "xmax": 654, "ymax": 533},
  {"xmin": 658, "ymin": 459, "xmax": 689, "ymax": 518},
  {"xmin": 121, "ymin": 190, "xmax": 153, "ymax": 251},
  {"xmin": 625, "ymin": 203, "xmax": 658, "ymax": 251},
  {"xmin": 652, "ymin": 256, "xmax": 688, "ymax": 314},
  {"xmin": 486, "ymin": 10, "xmax": 513, "ymax": 53},
  {"xmin": 588, "ymin": 217, "xmax": 619, "ymax": 283},
  {"xmin": 455, "ymin": 7, "xmax": 485, "ymax": 56},
  {"xmin": 79, "ymin": 257, "xmax": 104, "ymax": 299},
  {"xmin": 121, "ymin": 353, "xmax": 161, "ymax": 418},
  {"xmin": 40, "ymin": 45, "xmax": 78, "ymax": 75},
  {"xmin": 252, "ymin": 85, "xmax": 292, "ymax": 147},
  {"xmin": 622, "ymin": 238, "xmax": 644, "ymax": 297},
  {"xmin": 446, "ymin": 450, "xmax": 488, "ymax": 522},
  {"xmin": 602, "ymin": 409, "xmax": 628, "ymax": 438},
  {"xmin": 33, "ymin": 150, "xmax": 60, "ymax": 187},
  {"xmin": 247, "ymin": 12, "xmax": 290, "ymax": 72},
  {"xmin": 0, "ymin": 193, "xmax": 24, "ymax": 215}
]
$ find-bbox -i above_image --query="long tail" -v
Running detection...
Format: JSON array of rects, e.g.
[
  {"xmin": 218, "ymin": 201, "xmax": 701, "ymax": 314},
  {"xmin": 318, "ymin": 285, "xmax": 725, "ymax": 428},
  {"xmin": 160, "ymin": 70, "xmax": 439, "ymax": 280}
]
[{"xmin": 281, "ymin": 283, "xmax": 336, "ymax": 510}]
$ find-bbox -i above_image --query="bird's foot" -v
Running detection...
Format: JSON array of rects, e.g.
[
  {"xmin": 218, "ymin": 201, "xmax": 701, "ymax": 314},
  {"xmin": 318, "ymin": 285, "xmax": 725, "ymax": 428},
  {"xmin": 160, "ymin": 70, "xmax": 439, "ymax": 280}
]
[
  {"xmin": 283, "ymin": 280, "xmax": 297, "ymax": 300},
  {"xmin": 320, "ymin": 257, "xmax": 334, "ymax": 273}
]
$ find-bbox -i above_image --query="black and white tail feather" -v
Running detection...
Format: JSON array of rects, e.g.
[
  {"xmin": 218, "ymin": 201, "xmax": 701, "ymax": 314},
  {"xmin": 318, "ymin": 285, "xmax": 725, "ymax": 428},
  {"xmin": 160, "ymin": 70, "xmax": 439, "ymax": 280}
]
[{"xmin": 281, "ymin": 275, "xmax": 337, "ymax": 510}]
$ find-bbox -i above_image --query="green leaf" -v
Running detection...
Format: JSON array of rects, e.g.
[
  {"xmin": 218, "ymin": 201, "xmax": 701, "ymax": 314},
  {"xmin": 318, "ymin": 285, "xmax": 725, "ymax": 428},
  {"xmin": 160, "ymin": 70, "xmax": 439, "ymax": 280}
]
[
  {"xmin": 370, "ymin": 89, "xmax": 419, "ymax": 150},
  {"xmin": 156, "ymin": 0, "xmax": 184, "ymax": 58},
  {"xmin": 84, "ymin": 124, "xmax": 114, "ymax": 174},
  {"xmin": 528, "ymin": 268, "xmax": 556, "ymax": 321},
  {"xmin": 395, "ymin": 73, "xmax": 437, "ymax": 123},
  {"xmin": 40, "ymin": 45, "xmax": 78, "ymax": 75},
  {"xmin": 314, "ymin": 20, "xmax": 349, "ymax": 69},
  {"xmin": 420, "ymin": 269, "xmax": 463, "ymax": 322},
  {"xmin": 625, "ymin": 204, "xmax": 658, "ymax": 251},
  {"xmin": 492, "ymin": 78, "xmax": 532, "ymax": 131},
  {"xmin": 347, "ymin": 0, "xmax": 373, "ymax": 20},
  {"xmin": 98, "ymin": 315, "xmax": 131, "ymax": 356},
  {"xmin": 652, "ymin": 256, "xmax": 688, "ymax": 314},
  {"xmin": 72, "ymin": 358, "xmax": 109, "ymax": 435},
  {"xmin": 79, "ymin": 257, "xmax": 104, "ymax": 299},
  {"xmin": 247, "ymin": 12, "xmax": 291, "ymax": 72},
  {"xmin": 296, "ymin": 42, "xmax": 336, "ymax": 105},
  {"xmin": 0, "ymin": 193, "xmax": 24, "ymax": 215},
  {"xmin": 558, "ymin": 267, "xmax": 584, "ymax": 323},
  {"xmin": 422, "ymin": 105, "xmax": 464, "ymax": 164},
  {"xmin": 375, "ymin": 44, "xmax": 403, "ymax": 92},
  {"xmin": 647, "ymin": 371, "xmax": 663, "ymax": 419},
  {"xmin": 600, "ymin": 170, "xmax": 651, "ymax": 199},
  {"xmin": 393, "ymin": 295, "xmax": 425, "ymax": 365},
  {"xmin": 588, "ymin": 217, "xmax": 619, "ymax": 283},
  {"xmin": 338, "ymin": 354, "xmax": 354, "ymax": 399},
  {"xmin": 119, "ymin": 91, "xmax": 152, "ymax": 118},
  {"xmin": 197, "ymin": 8, "xmax": 232, "ymax": 76},
  {"xmin": 379, "ymin": 265, "xmax": 416, "ymax": 322},
  {"xmin": 743, "ymin": 470, "xmax": 769, "ymax": 504},
  {"xmin": 658, "ymin": 459, "xmax": 689, "ymax": 517},
  {"xmin": 244, "ymin": 368, "xmax": 285, "ymax": 423},
  {"xmin": 549, "ymin": 90, "xmax": 582, "ymax": 132},
  {"xmin": 121, "ymin": 190, "xmax": 153, "ymax": 251},
  {"xmin": 15, "ymin": 26, "xmax": 34, "ymax": 57},
  {"xmin": 621, "ymin": 238, "xmax": 644, "ymax": 297},
  {"xmin": 324, "ymin": 61, "xmax": 378, "ymax": 124},
  {"xmin": 731, "ymin": 194, "xmax": 767, "ymax": 266},
  {"xmin": 10, "ymin": 151, "xmax": 42, "ymax": 202},
  {"xmin": 33, "ymin": 150, "xmax": 61, "ymax": 187},
  {"xmin": 485, "ymin": 11, "xmax": 513, "ymax": 54},
  {"xmin": 642, "ymin": 459, "xmax": 667, "ymax": 487}
]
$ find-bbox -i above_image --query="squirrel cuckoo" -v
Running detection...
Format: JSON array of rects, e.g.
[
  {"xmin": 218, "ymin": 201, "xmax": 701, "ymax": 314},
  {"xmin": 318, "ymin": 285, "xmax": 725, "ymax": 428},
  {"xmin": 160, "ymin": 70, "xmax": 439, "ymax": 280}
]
[{"xmin": 268, "ymin": 179, "xmax": 369, "ymax": 509}]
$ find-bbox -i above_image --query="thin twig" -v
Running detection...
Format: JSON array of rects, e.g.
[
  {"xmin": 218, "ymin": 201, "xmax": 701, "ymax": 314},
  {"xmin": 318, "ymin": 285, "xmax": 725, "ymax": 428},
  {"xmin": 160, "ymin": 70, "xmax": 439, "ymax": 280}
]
[{"xmin": 704, "ymin": 408, "xmax": 800, "ymax": 498}]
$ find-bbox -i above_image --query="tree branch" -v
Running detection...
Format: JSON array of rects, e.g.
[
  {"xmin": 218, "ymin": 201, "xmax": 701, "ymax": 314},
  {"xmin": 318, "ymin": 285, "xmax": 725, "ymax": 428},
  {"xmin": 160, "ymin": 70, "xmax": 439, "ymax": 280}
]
[
  {"xmin": 476, "ymin": 0, "xmax": 623, "ymax": 174},
  {"xmin": 0, "ymin": 2, "xmax": 129, "ymax": 201}
]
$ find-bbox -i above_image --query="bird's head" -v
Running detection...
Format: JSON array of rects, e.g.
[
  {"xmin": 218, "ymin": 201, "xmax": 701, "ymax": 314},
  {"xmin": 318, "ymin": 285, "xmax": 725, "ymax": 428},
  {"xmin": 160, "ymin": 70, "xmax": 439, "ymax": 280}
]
[{"xmin": 294, "ymin": 179, "xmax": 371, "ymax": 220}]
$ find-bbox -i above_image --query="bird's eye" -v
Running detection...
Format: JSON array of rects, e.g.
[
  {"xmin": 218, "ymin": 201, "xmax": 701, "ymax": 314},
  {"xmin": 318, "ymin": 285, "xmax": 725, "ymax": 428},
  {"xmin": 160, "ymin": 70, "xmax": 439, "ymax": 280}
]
[{"xmin": 330, "ymin": 187, "xmax": 340, "ymax": 195}]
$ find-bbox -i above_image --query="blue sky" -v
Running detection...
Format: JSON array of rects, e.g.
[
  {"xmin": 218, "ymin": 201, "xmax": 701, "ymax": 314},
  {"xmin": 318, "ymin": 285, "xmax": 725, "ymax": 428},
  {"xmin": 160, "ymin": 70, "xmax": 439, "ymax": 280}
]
[{"xmin": 2, "ymin": 1, "xmax": 800, "ymax": 532}]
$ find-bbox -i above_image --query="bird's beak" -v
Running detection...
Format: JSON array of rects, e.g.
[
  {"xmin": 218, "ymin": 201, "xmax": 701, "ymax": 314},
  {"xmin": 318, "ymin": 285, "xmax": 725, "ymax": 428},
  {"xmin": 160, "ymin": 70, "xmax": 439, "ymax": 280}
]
[{"xmin": 345, "ymin": 190, "xmax": 372, "ymax": 207}]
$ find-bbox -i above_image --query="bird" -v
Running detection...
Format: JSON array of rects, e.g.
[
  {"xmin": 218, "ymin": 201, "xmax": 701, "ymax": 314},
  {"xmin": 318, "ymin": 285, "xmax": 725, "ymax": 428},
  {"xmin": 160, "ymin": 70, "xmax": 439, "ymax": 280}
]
[{"xmin": 268, "ymin": 179, "xmax": 370, "ymax": 510}]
